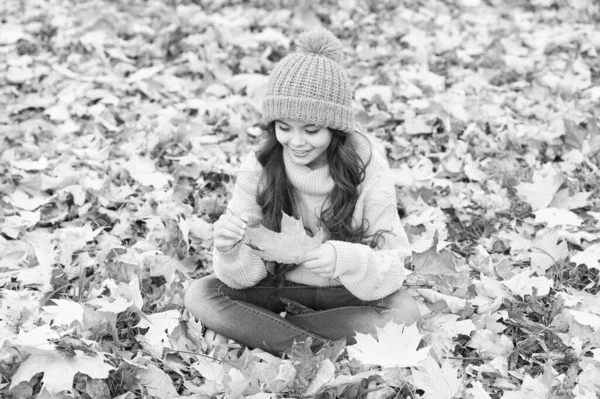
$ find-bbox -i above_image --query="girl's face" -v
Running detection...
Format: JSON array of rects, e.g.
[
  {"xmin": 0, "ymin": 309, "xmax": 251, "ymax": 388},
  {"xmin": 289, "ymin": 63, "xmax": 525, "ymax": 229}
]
[{"xmin": 275, "ymin": 119, "xmax": 333, "ymax": 170}]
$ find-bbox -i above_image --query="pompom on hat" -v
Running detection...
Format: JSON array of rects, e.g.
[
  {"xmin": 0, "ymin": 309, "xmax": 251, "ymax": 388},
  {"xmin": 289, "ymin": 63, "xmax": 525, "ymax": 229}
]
[{"xmin": 261, "ymin": 29, "xmax": 355, "ymax": 134}]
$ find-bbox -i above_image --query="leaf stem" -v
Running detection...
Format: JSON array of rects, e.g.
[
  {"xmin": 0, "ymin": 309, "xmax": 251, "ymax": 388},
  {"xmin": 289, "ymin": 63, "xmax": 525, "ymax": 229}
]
[
  {"xmin": 164, "ymin": 349, "xmax": 239, "ymax": 369},
  {"xmin": 442, "ymin": 356, "xmax": 484, "ymax": 361}
]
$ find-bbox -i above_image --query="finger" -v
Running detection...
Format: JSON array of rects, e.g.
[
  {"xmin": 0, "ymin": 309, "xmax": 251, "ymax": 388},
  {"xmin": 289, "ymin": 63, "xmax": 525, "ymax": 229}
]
[
  {"xmin": 239, "ymin": 212, "xmax": 251, "ymax": 224},
  {"xmin": 215, "ymin": 232, "xmax": 243, "ymax": 245},
  {"xmin": 301, "ymin": 259, "xmax": 323, "ymax": 270},
  {"xmin": 218, "ymin": 213, "xmax": 245, "ymax": 229},
  {"xmin": 219, "ymin": 220, "xmax": 246, "ymax": 236},
  {"xmin": 215, "ymin": 229, "xmax": 244, "ymax": 242},
  {"xmin": 306, "ymin": 267, "xmax": 331, "ymax": 277},
  {"xmin": 223, "ymin": 214, "xmax": 247, "ymax": 230},
  {"xmin": 298, "ymin": 248, "xmax": 321, "ymax": 263}
]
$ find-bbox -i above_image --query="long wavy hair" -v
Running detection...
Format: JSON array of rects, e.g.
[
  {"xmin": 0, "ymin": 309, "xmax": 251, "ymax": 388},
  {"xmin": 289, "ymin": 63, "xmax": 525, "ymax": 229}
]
[
  {"xmin": 254, "ymin": 121, "xmax": 380, "ymax": 293},
  {"xmin": 256, "ymin": 121, "xmax": 371, "ymax": 241}
]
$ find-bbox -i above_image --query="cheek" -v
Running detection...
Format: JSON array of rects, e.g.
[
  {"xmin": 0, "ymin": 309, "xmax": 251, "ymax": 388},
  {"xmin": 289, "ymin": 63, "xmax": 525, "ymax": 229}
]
[
  {"xmin": 275, "ymin": 131, "xmax": 288, "ymax": 145},
  {"xmin": 314, "ymin": 134, "xmax": 332, "ymax": 149}
]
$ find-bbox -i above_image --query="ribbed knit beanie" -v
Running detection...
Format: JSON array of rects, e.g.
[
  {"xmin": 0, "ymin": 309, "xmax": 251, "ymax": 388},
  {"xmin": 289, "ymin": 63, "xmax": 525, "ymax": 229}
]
[{"xmin": 261, "ymin": 29, "xmax": 355, "ymax": 134}]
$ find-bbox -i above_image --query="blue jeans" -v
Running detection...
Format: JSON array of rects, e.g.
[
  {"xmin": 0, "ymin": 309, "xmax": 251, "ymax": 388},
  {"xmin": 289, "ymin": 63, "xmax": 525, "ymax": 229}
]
[{"xmin": 184, "ymin": 275, "xmax": 421, "ymax": 355}]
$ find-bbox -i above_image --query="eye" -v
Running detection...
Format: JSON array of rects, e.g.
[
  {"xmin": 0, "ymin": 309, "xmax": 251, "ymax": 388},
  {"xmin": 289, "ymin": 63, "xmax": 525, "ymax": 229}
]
[
  {"xmin": 277, "ymin": 125, "xmax": 290, "ymax": 132},
  {"xmin": 305, "ymin": 129, "xmax": 319, "ymax": 134}
]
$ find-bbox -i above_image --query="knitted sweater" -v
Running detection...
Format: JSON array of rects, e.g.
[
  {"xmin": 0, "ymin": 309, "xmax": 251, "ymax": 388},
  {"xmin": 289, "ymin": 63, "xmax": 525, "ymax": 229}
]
[{"xmin": 213, "ymin": 135, "xmax": 411, "ymax": 301}]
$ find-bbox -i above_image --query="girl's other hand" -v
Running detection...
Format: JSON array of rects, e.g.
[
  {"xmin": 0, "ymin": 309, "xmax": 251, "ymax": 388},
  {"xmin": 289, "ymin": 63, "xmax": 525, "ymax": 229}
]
[
  {"xmin": 296, "ymin": 242, "xmax": 337, "ymax": 278},
  {"xmin": 214, "ymin": 212, "xmax": 249, "ymax": 252}
]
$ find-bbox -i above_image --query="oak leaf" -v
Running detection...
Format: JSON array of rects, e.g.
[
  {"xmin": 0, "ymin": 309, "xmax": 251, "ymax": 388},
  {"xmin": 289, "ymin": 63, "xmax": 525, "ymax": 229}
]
[{"xmin": 245, "ymin": 213, "xmax": 323, "ymax": 263}]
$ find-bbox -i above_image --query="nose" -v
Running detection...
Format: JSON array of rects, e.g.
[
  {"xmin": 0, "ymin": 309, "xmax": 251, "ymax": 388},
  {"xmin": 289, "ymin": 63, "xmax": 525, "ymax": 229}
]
[{"xmin": 290, "ymin": 129, "xmax": 305, "ymax": 146}]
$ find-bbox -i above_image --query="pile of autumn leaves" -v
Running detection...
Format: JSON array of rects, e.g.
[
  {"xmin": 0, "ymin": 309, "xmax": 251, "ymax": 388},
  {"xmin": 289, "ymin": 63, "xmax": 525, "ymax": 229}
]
[{"xmin": 1, "ymin": 0, "xmax": 600, "ymax": 397}]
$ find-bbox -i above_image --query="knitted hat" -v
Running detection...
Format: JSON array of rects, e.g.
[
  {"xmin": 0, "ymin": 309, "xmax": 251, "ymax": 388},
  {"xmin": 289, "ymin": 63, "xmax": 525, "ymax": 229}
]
[{"xmin": 261, "ymin": 29, "xmax": 355, "ymax": 134}]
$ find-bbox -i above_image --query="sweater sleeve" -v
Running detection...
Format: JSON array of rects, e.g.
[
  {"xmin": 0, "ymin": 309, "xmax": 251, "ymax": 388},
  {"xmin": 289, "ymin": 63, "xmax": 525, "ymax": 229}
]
[
  {"xmin": 328, "ymin": 157, "xmax": 411, "ymax": 301},
  {"xmin": 212, "ymin": 154, "xmax": 268, "ymax": 289}
]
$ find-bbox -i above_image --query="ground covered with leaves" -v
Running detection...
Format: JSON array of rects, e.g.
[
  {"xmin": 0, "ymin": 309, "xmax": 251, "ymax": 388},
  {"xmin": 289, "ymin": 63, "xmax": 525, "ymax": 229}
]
[{"xmin": 1, "ymin": 0, "xmax": 600, "ymax": 397}]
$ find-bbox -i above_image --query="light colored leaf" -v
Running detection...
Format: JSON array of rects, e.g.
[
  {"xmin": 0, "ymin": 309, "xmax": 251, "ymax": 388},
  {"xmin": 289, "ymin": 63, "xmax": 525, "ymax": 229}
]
[
  {"xmin": 137, "ymin": 363, "xmax": 179, "ymax": 398},
  {"xmin": 88, "ymin": 295, "xmax": 133, "ymax": 314},
  {"xmin": 571, "ymin": 243, "xmax": 600, "ymax": 271},
  {"xmin": 11, "ymin": 350, "xmax": 114, "ymax": 395},
  {"xmin": 425, "ymin": 313, "xmax": 476, "ymax": 356},
  {"xmin": 549, "ymin": 189, "xmax": 592, "ymax": 210},
  {"xmin": 412, "ymin": 247, "xmax": 465, "ymax": 275},
  {"xmin": 412, "ymin": 356, "xmax": 462, "ymax": 399},
  {"xmin": 515, "ymin": 166, "xmax": 562, "ymax": 211},
  {"xmin": 347, "ymin": 321, "xmax": 430, "ymax": 368},
  {"xmin": 533, "ymin": 208, "xmax": 582, "ymax": 227},
  {"xmin": 225, "ymin": 368, "xmax": 250, "ymax": 399},
  {"xmin": 467, "ymin": 329, "xmax": 514, "ymax": 358},
  {"xmin": 578, "ymin": 366, "xmax": 600, "ymax": 395},
  {"xmin": 304, "ymin": 359, "xmax": 335, "ymax": 396},
  {"xmin": 122, "ymin": 156, "xmax": 172, "ymax": 188},
  {"xmin": 9, "ymin": 324, "xmax": 56, "ymax": 351},
  {"xmin": 7, "ymin": 189, "xmax": 52, "ymax": 211},
  {"xmin": 416, "ymin": 289, "xmax": 468, "ymax": 313},
  {"xmin": 245, "ymin": 212, "xmax": 323, "ymax": 263},
  {"xmin": 502, "ymin": 270, "xmax": 552, "ymax": 297},
  {"xmin": 42, "ymin": 299, "xmax": 84, "ymax": 327},
  {"xmin": 127, "ymin": 65, "xmax": 165, "ymax": 83},
  {"xmin": 464, "ymin": 381, "xmax": 492, "ymax": 399},
  {"xmin": 136, "ymin": 310, "xmax": 180, "ymax": 358},
  {"xmin": 0, "ymin": 23, "xmax": 27, "ymax": 44},
  {"xmin": 355, "ymin": 85, "xmax": 393, "ymax": 106},
  {"xmin": 529, "ymin": 227, "xmax": 569, "ymax": 274},
  {"xmin": 502, "ymin": 375, "xmax": 550, "ymax": 398},
  {"xmin": 569, "ymin": 310, "xmax": 600, "ymax": 330}
]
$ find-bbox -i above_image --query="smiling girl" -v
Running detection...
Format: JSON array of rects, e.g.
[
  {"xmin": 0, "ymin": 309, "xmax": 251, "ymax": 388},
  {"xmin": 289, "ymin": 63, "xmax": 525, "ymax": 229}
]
[{"xmin": 185, "ymin": 29, "xmax": 420, "ymax": 355}]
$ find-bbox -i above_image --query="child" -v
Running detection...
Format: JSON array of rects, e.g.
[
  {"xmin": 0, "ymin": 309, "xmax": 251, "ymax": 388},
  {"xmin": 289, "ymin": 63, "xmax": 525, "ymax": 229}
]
[{"xmin": 184, "ymin": 29, "xmax": 420, "ymax": 356}]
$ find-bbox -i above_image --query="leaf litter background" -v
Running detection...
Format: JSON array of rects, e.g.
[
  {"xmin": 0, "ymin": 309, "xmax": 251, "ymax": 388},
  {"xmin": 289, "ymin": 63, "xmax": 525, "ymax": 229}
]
[{"xmin": 1, "ymin": 0, "xmax": 600, "ymax": 397}]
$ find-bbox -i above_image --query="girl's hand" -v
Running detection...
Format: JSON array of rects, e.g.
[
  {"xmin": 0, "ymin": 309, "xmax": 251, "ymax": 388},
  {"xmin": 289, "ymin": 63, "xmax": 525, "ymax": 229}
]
[
  {"xmin": 214, "ymin": 212, "xmax": 248, "ymax": 252},
  {"xmin": 297, "ymin": 242, "xmax": 337, "ymax": 278}
]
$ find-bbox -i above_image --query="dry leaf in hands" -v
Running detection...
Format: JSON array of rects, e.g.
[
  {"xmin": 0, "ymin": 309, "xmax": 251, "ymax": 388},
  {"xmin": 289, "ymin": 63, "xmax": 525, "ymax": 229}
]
[{"xmin": 245, "ymin": 212, "xmax": 323, "ymax": 263}]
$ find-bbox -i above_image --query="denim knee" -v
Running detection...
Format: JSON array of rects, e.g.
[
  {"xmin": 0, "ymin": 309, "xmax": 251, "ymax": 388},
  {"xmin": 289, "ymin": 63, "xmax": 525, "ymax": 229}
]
[
  {"xmin": 376, "ymin": 289, "xmax": 421, "ymax": 325},
  {"xmin": 184, "ymin": 275, "xmax": 225, "ymax": 327}
]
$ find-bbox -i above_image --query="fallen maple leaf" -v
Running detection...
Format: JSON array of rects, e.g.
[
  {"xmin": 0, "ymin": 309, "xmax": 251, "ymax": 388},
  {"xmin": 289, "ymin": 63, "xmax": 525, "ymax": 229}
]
[
  {"xmin": 245, "ymin": 212, "xmax": 323, "ymax": 263},
  {"xmin": 548, "ymin": 188, "xmax": 592, "ymax": 210},
  {"xmin": 225, "ymin": 368, "xmax": 250, "ymax": 399},
  {"xmin": 416, "ymin": 289, "xmax": 468, "ymax": 313},
  {"xmin": 347, "ymin": 321, "xmax": 430, "ymax": 368},
  {"xmin": 412, "ymin": 356, "xmax": 462, "ymax": 399},
  {"xmin": 533, "ymin": 207, "xmax": 583, "ymax": 227},
  {"xmin": 304, "ymin": 359, "xmax": 335, "ymax": 396},
  {"xmin": 502, "ymin": 270, "xmax": 552, "ymax": 297},
  {"xmin": 424, "ymin": 314, "xmax": 476, "ymax": 356},
  {"xmin": 41, "ymin": 299, "xmax": 85, "ymax": 327},
  {"xmin": 465, "ymin": 381, "xmax": 492, "ymax": 399},
  {"xmin": 529, "ymin": 227, "xmax": 569, "ymax": 275},
  {"xmin": 412, "ymin": 246, "xmax": 465, "ymax": 276},
  {"xmin": 136, "ymin": 309, "xmax": 180, "ymax": 358},
  {"xmin": 11, "ymin": 350, "xmax": 114, "ymax": 396},
  {"xmin": 136, "ymin": 363, "xmax": 179, "ymax": 398},
  {"xmin": 515, "ymin": 166, "xmax": 562, "ymax": 211},
  {"xmin": 570, "ymin": 243, "xmax": 600, "ymax": 271}
]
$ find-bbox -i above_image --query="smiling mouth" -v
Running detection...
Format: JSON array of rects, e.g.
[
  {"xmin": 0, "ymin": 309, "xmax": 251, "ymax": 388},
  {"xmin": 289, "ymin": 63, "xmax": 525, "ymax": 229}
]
[{"xmin": 291, "ymin": 148, "xmax": 311, "ymax": 156}]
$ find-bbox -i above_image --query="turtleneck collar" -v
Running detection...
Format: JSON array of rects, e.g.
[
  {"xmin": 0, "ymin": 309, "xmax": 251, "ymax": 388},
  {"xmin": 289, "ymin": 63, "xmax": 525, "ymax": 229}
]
[{"xmin": 283, "ymin": 148, "xmax": 334, "ymax": 196}]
